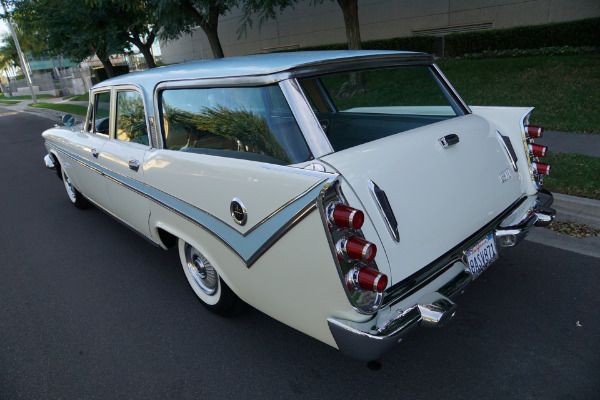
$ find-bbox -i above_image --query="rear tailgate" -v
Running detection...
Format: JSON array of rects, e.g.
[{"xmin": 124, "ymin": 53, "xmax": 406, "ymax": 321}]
[{"xmin": 320, "ymin": 114, "xmax": 523, "ymax": 284}]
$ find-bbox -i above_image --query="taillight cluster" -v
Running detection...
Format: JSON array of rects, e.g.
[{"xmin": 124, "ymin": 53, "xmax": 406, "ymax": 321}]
[
  {"xmin": 326, "ymin": 202, "xmax": 387, "ymax": 295},
  {"xmin": 524, "ymin": 124, "xmax": 551, "ymax": 184}
]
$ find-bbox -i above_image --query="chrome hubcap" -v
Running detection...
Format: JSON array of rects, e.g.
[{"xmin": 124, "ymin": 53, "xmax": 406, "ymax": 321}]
[{"xmin": 185, "ymin": 244, "xmax": 218, "ymax": 295}]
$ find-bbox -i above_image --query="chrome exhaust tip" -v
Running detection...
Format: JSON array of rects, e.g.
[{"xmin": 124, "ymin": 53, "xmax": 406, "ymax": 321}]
[{"xmin": 417, "ymin": 293, "xmax": 457, "ymax": 328}]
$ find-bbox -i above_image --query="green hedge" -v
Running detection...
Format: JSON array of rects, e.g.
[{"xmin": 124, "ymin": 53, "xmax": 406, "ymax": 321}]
[{"xmin": 445, "ymin": 17, "xmax": 600, "ymax": 57}]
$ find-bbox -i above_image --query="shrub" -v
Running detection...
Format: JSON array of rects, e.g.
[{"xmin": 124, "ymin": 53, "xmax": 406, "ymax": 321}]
[{"xmin": 445, "ymin": 17, "xmax": 600, "ymax": 57}]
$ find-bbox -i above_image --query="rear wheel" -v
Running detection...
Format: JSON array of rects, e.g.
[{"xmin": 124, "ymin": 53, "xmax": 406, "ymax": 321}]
[
  {"xmin": 178, "ymin": 239, "xmax": 238, "ymax": 316},
  {"xmin": 62, "ymin": 169, "xmax": 90, "ymax": 209}
]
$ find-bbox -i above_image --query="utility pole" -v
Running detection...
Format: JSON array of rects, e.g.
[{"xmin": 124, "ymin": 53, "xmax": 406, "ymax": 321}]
[{"xmin": 1, "ymin": 0, "xmax": 37, "ymax": 104}]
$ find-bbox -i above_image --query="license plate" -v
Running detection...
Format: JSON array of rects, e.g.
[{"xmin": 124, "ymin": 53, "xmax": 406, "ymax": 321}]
[{"xmin": 465, "ymin": 233, "xmax": 498, "ymax": 278}]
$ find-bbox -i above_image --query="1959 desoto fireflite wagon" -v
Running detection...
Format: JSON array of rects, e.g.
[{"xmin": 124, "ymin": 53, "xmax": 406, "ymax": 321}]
[{"xmin": 43, "ymin": 51, "xmax": 555, "ymax": 361}]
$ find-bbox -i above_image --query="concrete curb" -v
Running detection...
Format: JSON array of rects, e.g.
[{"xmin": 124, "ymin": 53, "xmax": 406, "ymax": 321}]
[
  {"xmin": 526, "ymin": 227, "xmax": 600, "ymax": 259},
  {"xmin": 552, "ymin": 193, "xmax": 600, "ymax": 229}
]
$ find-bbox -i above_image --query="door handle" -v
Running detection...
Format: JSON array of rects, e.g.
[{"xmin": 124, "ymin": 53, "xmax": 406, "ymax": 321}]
[
  {"xmin": 129, "ymin": 159, "xmax": 140, "ymax": 172},
  {"xmin": 91, "ymin": 148, "xmax": 99, "ymax": 158}
]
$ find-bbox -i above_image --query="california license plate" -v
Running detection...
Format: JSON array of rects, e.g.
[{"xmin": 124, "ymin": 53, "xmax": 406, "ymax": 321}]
[{"xmin": 465, "ymin": 233, "xmax": 498, "ymax": 278}]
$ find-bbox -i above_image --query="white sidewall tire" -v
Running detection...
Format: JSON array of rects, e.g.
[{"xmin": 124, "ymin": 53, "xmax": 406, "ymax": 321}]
[{"xmin": 178, "ymin": 239, "xmax": 222, "ymax": 306}]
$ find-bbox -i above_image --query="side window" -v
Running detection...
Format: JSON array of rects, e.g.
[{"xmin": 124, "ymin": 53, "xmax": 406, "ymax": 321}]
[
  {"xmin": 93, "ymin": 91, "xmax": 111, "ymax": 135},
  {"xmin": 115, "ymin": 91, "xmax": 148, "ymax": 145},
  {"xmin": 160, "ymin": 85, "xmax": 312, "ymax": 165}
]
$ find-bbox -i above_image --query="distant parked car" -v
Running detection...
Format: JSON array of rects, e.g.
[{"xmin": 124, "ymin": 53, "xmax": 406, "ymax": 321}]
[{"xmin": 42, "ymin": 51, "xmax": 555, "ymax": 361}]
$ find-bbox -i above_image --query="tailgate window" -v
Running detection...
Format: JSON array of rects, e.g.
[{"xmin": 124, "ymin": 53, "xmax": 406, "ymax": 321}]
[{"xmin": 300, "ymin": 66, "xmax": 465, "ymax": 151}]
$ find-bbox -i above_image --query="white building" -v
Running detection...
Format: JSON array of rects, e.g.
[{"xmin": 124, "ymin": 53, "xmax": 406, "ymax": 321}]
[{"xmin": 160, "ymin": 0, "xmax": 600, "ymax": 64}]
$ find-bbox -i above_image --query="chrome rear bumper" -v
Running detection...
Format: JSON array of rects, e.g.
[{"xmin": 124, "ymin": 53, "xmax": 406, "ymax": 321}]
[{"xmin": 328, "ymin": 191, "xmax": 555, "ymax": 361}]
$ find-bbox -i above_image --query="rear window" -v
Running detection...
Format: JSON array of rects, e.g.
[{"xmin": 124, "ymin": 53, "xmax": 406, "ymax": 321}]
[
  {"xmin": 160, "ymin": 85, "xmax": 312, "ymax": 165},
  {"xmin": 300, "ymin": 66, "xmax": 464, "ymax": 151}
]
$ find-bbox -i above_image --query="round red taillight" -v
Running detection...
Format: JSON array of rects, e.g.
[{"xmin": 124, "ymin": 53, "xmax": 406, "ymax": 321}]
[
  {"xmin": 337, "ymin": 236, "xmax": 377, "ymax": 263},
  {"xmin": 328, "ymin": 203, "xmax": 364, "ymax": 230},
  {"xmin": 356, "ymin": 267, "xmax": 388, "ymax": 293},
  {"xmin": 528, "ymin": 144, "xmax": 548, "ymax": 157},
  {"xmin": 526, "ymin": 125, "xmax": 544, "ymax": 138},
  {"xmin": 532, "ymin": 162, "xmax": 551, "ymax": 175}
]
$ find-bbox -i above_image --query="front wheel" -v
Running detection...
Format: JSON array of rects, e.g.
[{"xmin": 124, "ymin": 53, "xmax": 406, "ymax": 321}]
[
  {"xmin": 178, "ymin": 239, "xmax": 239, "ymax": 316},
  {"xmin": 62, "ymin": 169, "xmax": 90, "ymax": 209}
]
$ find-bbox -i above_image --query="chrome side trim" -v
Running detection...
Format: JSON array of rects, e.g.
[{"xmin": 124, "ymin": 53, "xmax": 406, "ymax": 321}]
[
  {"xmin": 496, "ymin": 131, "xmax": 518, "ymax": 171},
  {"xmin": 367, "ymin": 180, "xmax": 400, "ymax": 242},
  {"xmin": 47, "ymin": 142, "xmax": 337, "ymax": 268}
]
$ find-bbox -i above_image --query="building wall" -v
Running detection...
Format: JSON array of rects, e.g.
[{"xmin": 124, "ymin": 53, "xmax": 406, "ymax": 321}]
[{"xmin": 160, "ymin": 0, "xmax": 600, "ymax": 64}]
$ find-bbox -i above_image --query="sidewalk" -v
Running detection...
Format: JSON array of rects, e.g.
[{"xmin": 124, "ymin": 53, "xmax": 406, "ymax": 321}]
[
  {"xmin": 538, "ymin": 131, "xmax": 600, "ymax": 157},
  {"xmin": 0, "ymin": 96, "xmax": 87, "ymax": 123}
]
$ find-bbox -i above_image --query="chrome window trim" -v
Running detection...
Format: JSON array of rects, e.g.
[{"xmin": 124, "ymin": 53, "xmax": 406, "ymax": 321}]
[
  {"xmin": 89, "ymin": 88, "xmax": 112, "ymax": 137},
  {"xmin": 431, "ymin": 63, "xmax": 471, "ymax": 114},
  {"xmin": 47, "ymin": 141, "xmax": 336, "ymax": 268},
  {"xmin": 83, "ymin": 91, "xmax": 93, "ymax": 133},
  {"xmin": 112, "ymin": 83, "xmax": 153, "ymax": 148},
  {"xmin": 279, "ymin": 78, "xmax": 334, "ymax": 158},
  {"xmin": 153, "ymin": 74, "xmax": 299, "ymax": 152}
]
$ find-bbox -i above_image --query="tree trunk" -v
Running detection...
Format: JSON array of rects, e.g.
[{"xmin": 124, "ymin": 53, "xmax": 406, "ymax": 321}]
[
  {"xmin": 182, "ymin": 0, "xmax": 225, "ymax": 59},
  {"xmin": 336, "ymin": 0, "xmax": 362, "ymax": 50},
  {"xmin": 129, "ymin": 35, "xmax": 157, "ymax": 68},
  {"xmin": 99, "ymin": 57, "xmax": 115, "ymax": 78},
  {"xmin": 201, "ymin": 24, "xmax": 225, "ymax": 59}
]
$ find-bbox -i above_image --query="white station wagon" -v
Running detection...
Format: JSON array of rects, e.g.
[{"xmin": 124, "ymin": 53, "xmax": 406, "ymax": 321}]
[{"xmin": 43, "ymin": 51, "xmax": 555, "ymax": 362}]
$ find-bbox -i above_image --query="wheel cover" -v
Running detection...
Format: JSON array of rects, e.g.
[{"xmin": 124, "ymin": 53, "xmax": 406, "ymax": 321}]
[
  {"xmin": 63, "ymin": 171, "xmax": 76, "ymax": 201},
  {"xmin": 184, "ymin": 244, "xmax": 218, "ymax": 295}
]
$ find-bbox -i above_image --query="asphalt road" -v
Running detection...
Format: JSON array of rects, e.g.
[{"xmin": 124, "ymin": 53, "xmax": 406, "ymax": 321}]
[{"xmin": 1, "ymin": 108, "xmax": 599, "ymax": 399}]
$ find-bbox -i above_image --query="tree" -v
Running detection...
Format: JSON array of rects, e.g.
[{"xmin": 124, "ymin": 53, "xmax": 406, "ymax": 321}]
[
  {"xmin": 240, "ymin": 0, "xmax": 362, "ymax": 50},
  {"xmin": 12, "ymin": 0, "xmax": 132, "ymax": 77},
  {"xmin": 88, "ymin": 0, "xmax": 189, "ymax": 69},
  {"xmin": 0, "ymin": 34, "xmax": 17, "ymax": 71},
  {"xmin": 153, "ymin": 0, "xmax": 238, "ymax": 59}
]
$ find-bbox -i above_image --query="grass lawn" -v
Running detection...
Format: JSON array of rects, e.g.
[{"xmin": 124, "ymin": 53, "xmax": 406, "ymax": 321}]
[
  {"xmin": 28, "ymin": 102, "xmax": 88, "ymax": 116},
  {"xmin": 63, "ymin": 93, "xmax": 89, "ymax": 102},
  {"xmin": 0, "ymin": 100, "xmax": 20, "ymax": 104},
  {"xmin": 438, "ymin": 55, "xmax": 600, "ymax": 133},
  {"xmin": 542, "ymin": 152, "xmax": 600, "ymax": 199}
]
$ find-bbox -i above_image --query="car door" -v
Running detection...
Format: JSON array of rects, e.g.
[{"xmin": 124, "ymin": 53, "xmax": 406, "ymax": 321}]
[
  {"xmin": 65, "ymin": 89, "xmax": 113, "ymax": 210},
  {"xmin": 100, "ymin": 86, "xmax": 152, "ymax": 237}
]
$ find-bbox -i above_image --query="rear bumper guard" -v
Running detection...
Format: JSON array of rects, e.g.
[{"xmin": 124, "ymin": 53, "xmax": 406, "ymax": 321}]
[{"xmin": 328, "ymin": 190, "xmax": 555, "ymax": 362}]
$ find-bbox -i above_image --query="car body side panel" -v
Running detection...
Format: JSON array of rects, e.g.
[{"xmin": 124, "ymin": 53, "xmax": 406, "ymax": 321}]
[
  {"xmin": 43, "ymin": 128, "xmax": 113, "ymax": 210},
  {"xmin": 143, "ymin": 150, "xmax": 327, "ymax": 237},
  {"xmin": 101, "ymin": 139, "xmax": 152, "ymax": 237}
]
